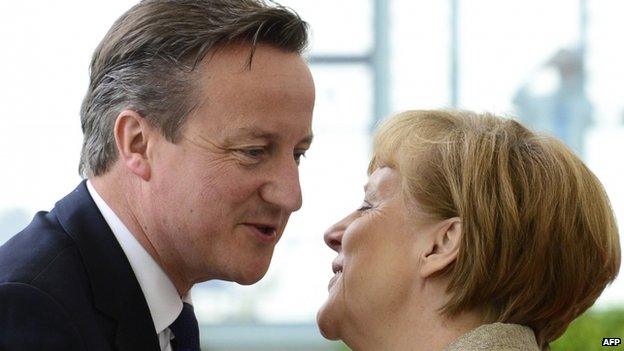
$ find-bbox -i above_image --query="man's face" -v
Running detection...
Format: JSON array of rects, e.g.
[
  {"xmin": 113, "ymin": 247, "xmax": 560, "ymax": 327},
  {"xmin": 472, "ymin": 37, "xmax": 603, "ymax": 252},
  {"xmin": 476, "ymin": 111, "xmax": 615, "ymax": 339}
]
[{"xmin": 143, "ymin": 43, "xmax": 315, "ymax": 286}]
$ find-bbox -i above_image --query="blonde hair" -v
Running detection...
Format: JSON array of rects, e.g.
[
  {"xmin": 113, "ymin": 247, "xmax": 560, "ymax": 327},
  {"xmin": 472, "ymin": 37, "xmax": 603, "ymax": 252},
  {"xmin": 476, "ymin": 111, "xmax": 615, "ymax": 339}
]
[{"xmin": 370, "ymin": 110, "xmax": 620, "ymax": 348}]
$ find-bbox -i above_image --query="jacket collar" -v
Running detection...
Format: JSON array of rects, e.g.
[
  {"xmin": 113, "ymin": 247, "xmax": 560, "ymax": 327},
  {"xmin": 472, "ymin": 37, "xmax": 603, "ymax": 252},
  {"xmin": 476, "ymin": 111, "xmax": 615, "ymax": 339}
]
[
  {"xmin": 443, "ymin": 322, "xmax": 540, "ymax": 351},
  {"xmin": 53, "ymin": 180, "xmax": 160, "ymax": 350}
]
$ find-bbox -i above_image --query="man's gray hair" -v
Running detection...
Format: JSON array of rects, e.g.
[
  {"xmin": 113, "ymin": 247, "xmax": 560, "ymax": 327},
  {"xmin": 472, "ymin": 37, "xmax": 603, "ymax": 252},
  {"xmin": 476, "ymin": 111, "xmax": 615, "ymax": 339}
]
[{"xmin": 79, "ymin": 0, "xmax": 309, "ymax": 177}]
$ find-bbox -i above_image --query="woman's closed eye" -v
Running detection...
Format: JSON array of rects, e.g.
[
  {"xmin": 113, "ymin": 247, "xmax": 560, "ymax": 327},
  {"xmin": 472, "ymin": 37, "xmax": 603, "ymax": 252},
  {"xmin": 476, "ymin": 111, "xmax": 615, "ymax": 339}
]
[{"xmin": 357, "ymin": 201, "xmax": 373, "ymax": 212}]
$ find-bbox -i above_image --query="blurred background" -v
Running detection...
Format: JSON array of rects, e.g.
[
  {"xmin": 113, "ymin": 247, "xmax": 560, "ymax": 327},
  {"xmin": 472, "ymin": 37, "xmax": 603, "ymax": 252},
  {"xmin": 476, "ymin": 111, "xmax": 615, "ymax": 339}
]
[{"xmin": 1, "ymin": 0, "xmax": 623, "ymax": 350}]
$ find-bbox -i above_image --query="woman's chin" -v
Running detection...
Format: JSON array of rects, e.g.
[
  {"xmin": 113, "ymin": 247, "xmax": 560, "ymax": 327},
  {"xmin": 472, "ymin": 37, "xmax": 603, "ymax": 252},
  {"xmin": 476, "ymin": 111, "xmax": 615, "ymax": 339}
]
[{"xmin": 316, "ymin": 300, "xmax": 341, "ymax": 340}]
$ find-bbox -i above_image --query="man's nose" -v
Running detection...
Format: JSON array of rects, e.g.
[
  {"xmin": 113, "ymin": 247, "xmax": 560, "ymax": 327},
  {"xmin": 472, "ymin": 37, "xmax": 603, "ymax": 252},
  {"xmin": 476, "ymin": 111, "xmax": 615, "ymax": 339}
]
[{"xmin": 259, "ymin": 156, "xmax": 302, "ymax": 213}]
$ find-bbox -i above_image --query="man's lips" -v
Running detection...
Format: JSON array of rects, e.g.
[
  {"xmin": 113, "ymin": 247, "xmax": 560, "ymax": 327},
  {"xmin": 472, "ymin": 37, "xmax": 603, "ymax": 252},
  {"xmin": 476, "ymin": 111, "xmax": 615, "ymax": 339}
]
[
  {"xmin": 242, "ymin": 222, "xmax": 279, "ymax": 243},
  {"xmin": 244, "ymin": 222, "xmax": 278, "ymax": 233}
]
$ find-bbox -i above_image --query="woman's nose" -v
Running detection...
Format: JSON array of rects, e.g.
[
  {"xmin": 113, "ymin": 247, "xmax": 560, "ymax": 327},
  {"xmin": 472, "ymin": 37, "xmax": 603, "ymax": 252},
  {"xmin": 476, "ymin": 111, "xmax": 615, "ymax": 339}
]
[{"xmin": 323, "ymin": 215, "xmax": 350, "ymax": 252}]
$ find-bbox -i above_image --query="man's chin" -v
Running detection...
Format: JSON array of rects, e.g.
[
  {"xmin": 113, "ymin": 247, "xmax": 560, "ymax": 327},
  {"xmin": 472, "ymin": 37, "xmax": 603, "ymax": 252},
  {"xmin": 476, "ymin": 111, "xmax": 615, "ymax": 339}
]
[
  {"xmin": 235, "ymin": 275, "xmax": 263, "ymax": 286},
  {"xmin": 232, "ymin": 263, "xmax": 271, "ymax": 285}
]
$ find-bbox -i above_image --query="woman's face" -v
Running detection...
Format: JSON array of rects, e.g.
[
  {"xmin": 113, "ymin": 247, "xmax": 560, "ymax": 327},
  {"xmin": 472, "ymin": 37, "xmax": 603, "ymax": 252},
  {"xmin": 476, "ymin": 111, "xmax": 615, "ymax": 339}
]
[{"xmin": 317, "ymin": 167, "xmax": 442, "ymax": 340}]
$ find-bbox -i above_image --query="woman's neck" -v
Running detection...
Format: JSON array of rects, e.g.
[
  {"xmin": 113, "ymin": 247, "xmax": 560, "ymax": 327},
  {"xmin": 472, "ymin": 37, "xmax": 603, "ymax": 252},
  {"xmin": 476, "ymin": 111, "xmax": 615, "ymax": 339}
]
[{"xmin": 342, "ymin": 294, "xmax": 485, "ymax": 351}]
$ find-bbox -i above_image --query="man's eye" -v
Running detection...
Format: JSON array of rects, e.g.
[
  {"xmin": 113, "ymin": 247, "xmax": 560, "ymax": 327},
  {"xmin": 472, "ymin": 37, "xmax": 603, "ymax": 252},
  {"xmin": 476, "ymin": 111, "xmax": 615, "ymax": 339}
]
[
  {"xmin": 294, "ymin": 150, "xmax": 307, "ymax": 165},
  {"xmin": 240, "ymin": 148, "xmax": 265, "ymax": 158}
]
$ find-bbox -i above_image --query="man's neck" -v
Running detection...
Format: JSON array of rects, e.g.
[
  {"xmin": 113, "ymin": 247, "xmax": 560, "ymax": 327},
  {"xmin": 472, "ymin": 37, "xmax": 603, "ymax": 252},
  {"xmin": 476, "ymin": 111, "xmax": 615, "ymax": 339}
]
[{"xmin": 90, "ymin": 175, "xmax": 192, "ymax": 297}]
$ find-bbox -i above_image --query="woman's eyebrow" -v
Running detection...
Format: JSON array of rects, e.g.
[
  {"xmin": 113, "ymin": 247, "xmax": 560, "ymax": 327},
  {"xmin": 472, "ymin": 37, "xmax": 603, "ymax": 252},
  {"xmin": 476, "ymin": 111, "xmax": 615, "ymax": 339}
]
[{"xmin": 363, "ymin": 184, "xmax": 379, "ymax": 200}]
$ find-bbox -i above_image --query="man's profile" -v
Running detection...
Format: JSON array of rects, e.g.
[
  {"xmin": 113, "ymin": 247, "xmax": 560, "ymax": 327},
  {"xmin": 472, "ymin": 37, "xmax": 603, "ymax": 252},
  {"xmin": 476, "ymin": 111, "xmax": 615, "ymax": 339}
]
[{"xmin": 0, "ymin": 1, "xmax": 315, "ymax": 350}]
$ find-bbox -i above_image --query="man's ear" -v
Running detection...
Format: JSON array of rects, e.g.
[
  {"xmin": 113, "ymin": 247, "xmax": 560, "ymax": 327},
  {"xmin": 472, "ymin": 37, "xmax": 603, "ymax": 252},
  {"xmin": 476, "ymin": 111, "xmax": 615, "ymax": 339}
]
[
  {"xmin": 419, "ymin": 217, "xmax": 462, "ymax": 278},
  {"xmin": 114, "ymin": 109, "xmax": 152, "ymax": 181}
]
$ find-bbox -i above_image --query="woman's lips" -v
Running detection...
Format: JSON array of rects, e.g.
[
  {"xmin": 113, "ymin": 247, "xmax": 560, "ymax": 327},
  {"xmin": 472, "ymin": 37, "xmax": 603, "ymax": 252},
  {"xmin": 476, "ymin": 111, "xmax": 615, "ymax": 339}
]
[
  {"xmin": 329, "ymin": 259, "xmax": 344, "ymax": 290},
  {"xmin": 328, "ymin": 271, "xmax": 342, "ymax": 290}
]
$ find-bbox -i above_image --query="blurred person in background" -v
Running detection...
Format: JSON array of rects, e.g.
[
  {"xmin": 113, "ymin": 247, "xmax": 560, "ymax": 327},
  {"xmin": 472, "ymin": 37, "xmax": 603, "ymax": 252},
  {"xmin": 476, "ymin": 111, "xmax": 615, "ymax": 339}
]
[
  {"xmin": 0, "ymin": 1, "xmax": 314, "ymax": 350},
  {"xmin": 317, "ymin": 110, "xmax": 619, "ymax": 350},
  {"xmin": 514, "ymin": 47, "xmax": 592, "ymax": 157}
]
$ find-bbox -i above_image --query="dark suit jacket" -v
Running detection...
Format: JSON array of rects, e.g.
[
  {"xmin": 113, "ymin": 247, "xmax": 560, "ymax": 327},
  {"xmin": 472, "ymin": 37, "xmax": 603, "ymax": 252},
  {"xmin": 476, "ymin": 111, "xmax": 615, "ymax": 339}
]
[{"xmin": 0, "ymin": 181, "xmax": 160, "ymax": 350}]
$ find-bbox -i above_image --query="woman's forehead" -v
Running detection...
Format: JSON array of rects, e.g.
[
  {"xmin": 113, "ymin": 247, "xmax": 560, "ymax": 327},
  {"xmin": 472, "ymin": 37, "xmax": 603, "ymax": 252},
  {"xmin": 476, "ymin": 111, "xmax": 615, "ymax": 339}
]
[{"xmin": 366, "ymin": 167, "xmax": 401, "ymax": 197}]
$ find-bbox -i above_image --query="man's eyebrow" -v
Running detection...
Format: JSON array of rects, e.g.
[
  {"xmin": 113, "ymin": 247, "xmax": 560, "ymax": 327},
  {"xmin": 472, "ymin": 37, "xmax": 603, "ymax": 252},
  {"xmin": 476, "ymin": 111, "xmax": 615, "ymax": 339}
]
[
  {"xmin": 299, "ymin": 134, "xmax": 314, "ymax": 146},
  {"xmin": 225, "ymin": 127, "xmax": 314, "ymax": 146},
  {"xmin": 223, "ymin": 127, "xmax": 279, "ymax": 143}
]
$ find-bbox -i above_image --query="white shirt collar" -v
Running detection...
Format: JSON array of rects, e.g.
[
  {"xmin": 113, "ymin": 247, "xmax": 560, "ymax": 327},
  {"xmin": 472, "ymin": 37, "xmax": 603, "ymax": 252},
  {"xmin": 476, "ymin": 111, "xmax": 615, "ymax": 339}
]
[{"xmin": 86, "ymin": 180, "xmax": 184, "ymax": 334}]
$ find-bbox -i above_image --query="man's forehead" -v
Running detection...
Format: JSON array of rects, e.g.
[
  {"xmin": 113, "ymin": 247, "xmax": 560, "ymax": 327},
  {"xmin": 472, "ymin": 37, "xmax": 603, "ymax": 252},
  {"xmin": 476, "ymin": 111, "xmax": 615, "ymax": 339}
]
[{"xmin": 201, "ymin": 42, "xmax": 306, "ymax": 78}]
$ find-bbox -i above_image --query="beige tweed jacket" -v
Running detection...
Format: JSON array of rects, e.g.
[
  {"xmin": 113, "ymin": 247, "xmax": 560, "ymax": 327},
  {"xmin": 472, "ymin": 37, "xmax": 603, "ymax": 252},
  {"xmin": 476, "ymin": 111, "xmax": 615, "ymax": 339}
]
[{"xmin": 443, "ymin": 323, "xmax": 540, "ymax": 351}]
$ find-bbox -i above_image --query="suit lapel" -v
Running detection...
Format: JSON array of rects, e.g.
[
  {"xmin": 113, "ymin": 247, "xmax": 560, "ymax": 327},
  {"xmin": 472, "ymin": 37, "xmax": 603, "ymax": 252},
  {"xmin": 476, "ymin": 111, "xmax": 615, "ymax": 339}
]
[{"xmin": 54, "ymin": 181, "xmax": 160, "ymax": 350}]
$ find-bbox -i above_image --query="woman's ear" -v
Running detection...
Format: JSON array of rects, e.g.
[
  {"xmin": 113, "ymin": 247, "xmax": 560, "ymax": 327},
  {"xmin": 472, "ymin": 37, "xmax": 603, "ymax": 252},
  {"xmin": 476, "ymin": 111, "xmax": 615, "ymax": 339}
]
[
  {"xmin": 419, "ymin": 217, "xmax": 462, "ymax": 278},
  {"xmin": 114, "ymin": 109, "xmax": 153, "ymax": 181}
]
